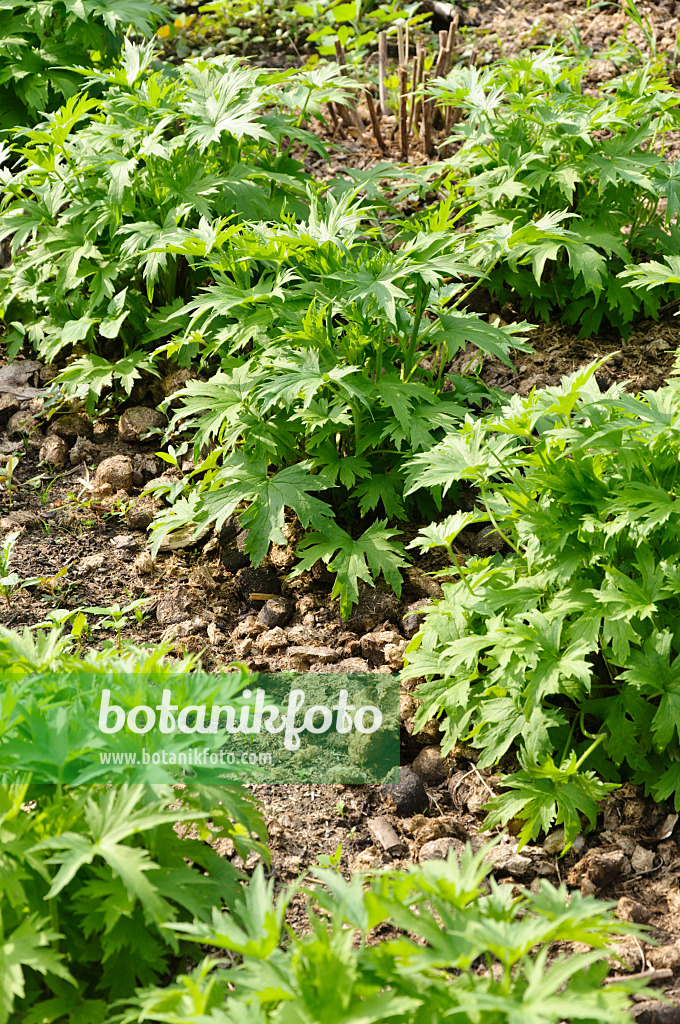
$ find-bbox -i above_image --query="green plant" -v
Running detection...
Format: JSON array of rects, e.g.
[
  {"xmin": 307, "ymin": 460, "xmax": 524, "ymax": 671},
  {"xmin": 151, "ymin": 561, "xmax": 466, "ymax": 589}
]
[
  {"xmin": 403, "ymin": 357, "xmax": 680, "ymax": 846},
  {"xmin": 0, "ymin": 45, "xmax": 351, "ymax": 387},
  {"xmin": 0, "ymin": 624, "xmax": 267, "ymax": 1023},
  {"xmin": 145, "ymin": 200, "xmax": 531, "ymax": 611},
  {"xmin": 0, "ymin": 530, "xmax": 21, "ymax": 605},
  {"xmin": 0, "ymin": 453, "xmax": 21, "ymax": 505},
  {"xmin": 0, "ymin": 0, "xmax": 166, "ymax": 131},
  {"xmin": 81, "ymin": 596, "xmax": 152, "ymax": 648},
  {"xmin": 116, "ymin": 846, "xmax": 645, "ymax": 1023},
  {"xmin": 430, "ymin": 52, "xmax": 680, "ymax": 336}
]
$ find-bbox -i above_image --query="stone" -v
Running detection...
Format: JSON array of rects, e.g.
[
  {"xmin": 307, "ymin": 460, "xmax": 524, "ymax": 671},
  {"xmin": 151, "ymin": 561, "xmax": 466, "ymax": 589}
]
[
  {"xmin": 156, "ymin": 585, "xmax": 206, "ymax": 626},
  {"xmin": 401, "ymin": 599, "xmax": 432, "ymax": 638},
  {"xmin": 404, "ymin": 567, "xmax": 444, "ymax": 600},
  {"xmin": 0, "ymin": 394, "xmax": 22, "ymax": 428},
  {"xmin": 566, "ymin": 848, "xmax": 627, "ymax": 895},
  {"xmin": 235, "ymin": 564, "xmax": 281, "ymax": 600},
  {"xmin": 326, "ymin": 657, "xmax": 372, "ymax": 673},
  {"xmin": 420, "ymin": 836, "xmax": 465, "ymax": 862},
  {"xmin": 161, "ymin": 368, "xmax": 194, "ymax": 397},
  {"xmin": 384, "ymin": 641, "xmax": 407, "ymax": 671},
  {"xmin": 345, "ymin": 589, "xmax": 402, "ymax": 632},
  {"xmin": 69, "ymin": 436, "xmax": 99, "ymax": 465},
  {"xmin": 47, "ymin": 413, "xmax": 92, "ymax": 443},
  {"xmin": 39, "ymin": 435, "xmax": 67, "ymax": 469},
  {"xmin": 360, "ymin": 629, "xmax": 403, "ymax": 666},
  {"xmin": 616, "ymin": 897, "xmax": 650, "ymax": 924},
  {"xmin": 257, "ymin": 596, "xmax": 293, "ymax": 628},
  {"xmin": 381, "ymin": 766, "xmax": 428, "ymax": 817},
  {"xmin": 646, "ymin": 943, "xmax": 680, "ymax": 972},
  {"xmin": 125, "ymin": 496, "xmax": 156, "ymax": 532},
  {"xmin": 94, "ymin": 455, "xmax": 134, "ymax": 493},
  {"xmin": 630, "ymin": 844, "xmax": 655, "ymax": 874},
  {"xmin": 411, "ymin": 746, "xmax": 450, "ymax": 786},
  {"xmin": 259, "ymin": 627, "xmax": 289, "ymax": 654},
  {"xmin": 132, "ymin": 453, "xmax": 162, "ymax": 480},
  {"xmin": 207, "ymin": 622, "xmax": 226, "ymax": 645},
  {"xmin": 118, "ymin": 406, "xmax": 167, "ymax": 442},
  {"xmin": 7, "ymin": 410, "xmax": 39, "ymax": 436}
]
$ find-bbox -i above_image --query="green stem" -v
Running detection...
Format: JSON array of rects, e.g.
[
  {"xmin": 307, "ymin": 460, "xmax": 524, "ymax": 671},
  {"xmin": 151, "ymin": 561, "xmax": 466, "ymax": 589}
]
[{"xmin": 573, "ymin": 731, "xmax": 605, "ymax": 772}]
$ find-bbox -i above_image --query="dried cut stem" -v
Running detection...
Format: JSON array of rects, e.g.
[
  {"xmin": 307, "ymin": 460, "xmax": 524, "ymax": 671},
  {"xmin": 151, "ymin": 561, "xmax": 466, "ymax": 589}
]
[
  {"xmin": 397, "ymin": 22, "xmax": 405, "ymax": 66},
  {"xmin": 365, "ymin": 88, "xmax": 386, "ymax": 151},
  {"xmin": 327, "ymin": 102, "xmax": 346, "ymax": 140},
  {"xmin": 404, "ymin": 21, "xmax": 409, "ymax": 61},
  {"xmin": 334, "ymin": 38, "xmax": 365, "ymax": 131},
  {"xmin": 410, "ymin": 43, "xmax": 425, "ymax": 135},
  {"xmin": 399, "ymin": 65, "xmax": 409, "ymax": 161},
  {"xmin": 378, "ymin": 31, "xmax": 388, "ymax": 116},
  {"xmin": 422, "ymin": 72, "xmax": 434, "ymax": 157}
]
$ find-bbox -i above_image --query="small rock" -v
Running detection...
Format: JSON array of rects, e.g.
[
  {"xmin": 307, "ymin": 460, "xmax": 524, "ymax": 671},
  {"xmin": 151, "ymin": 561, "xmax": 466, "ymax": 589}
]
[
  {"xmin": 472, "ymin": 525, "xmax": 505, "ymax": 555},
  {"xmin": 132, "ymin": 550, "xmax": 155, "ymax": 575},
  {"xmin": 381, "ymin": 766, "xmax": 428, "ymax": 817},
  {"xmin": 411, "ymin": 746, "xmax": 450, "ymax": 786},
  {"xmin": 259, "ymin": 627, "xmax": 289, "ymax": 654},
  {"xmin": 647, "ymin": 943, "xmax": 680, "ymax": 972},
  {"xmin": 400, "ymin": 600, "xmax": 432, "ymax": 638},
  {"xmin": 111, "ymin": 534, "xmax": 138, "ymax": 551},
  {"xmin": 616, "ymin": 897, "xmax": 650, "ymax": 924},
  {"xmin": 125, "ymin": 495, "xmax": 157, "ymax": 532},
  {"xmin": 419, "ymin": 836, "xmax": 465, "ymax": 862},
  {"xmin": 404, "ymin": 567, "xmax": 444, "ymax": 600},
  {"xmin": 69, "ymin": 436, "xmax": 99, "ymax": 465},
  {"xmin": 566, "ymin": 848, "xmax": 627, "ymax": 896},
  {"xmin": 39, "ymin": 435, "xmax": 67, "ymax": 469},
  {"xmin": 630, "ymin": 844, "xmax": 655, "ymax": 874},
  {"xmin": 235, "ymin": 565, "xmax": 281, "ymax": 600},
  {"xmin": 94, "ymin": 455, "xmax": 134, "ymax": 493},
  {"xmin": 7, "ymin": 410, "xmax": 40, "ymax": 436},
  {"xmin": 47, "ymin": 413, "xmax": 92, "ymax": 443},
  {"xmin": 361, "ymin": 629, "xmax": 403, "ymax": 666},
  {"xmin": 118, "ymin": 406, "xmax": 167, "ymax": 442},
  {"xmin": 258, "ymin": 596, "xmax": 293, "ymax": 628},
  {"xmin": 0, "ymin": 394, "xmax": 22, "ymax": 427},
  {"xmin": 543, "ymin": 829, "xmax": 568, "ymax": 856},
  {"xmin": 156, "ymin": 585, "xmax": 206, "ymax": 626},
  {"xmin": 233, "ymin": 637, "xmax": 254, "ymax": 659}
]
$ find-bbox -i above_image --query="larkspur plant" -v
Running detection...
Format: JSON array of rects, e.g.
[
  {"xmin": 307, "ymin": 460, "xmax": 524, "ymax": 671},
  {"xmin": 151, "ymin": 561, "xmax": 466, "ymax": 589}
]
[
  {"xmin": 0, "ymin": 41, "xmax": 352, "ymax": 388},
  {"xmin": 403, "ymin": 357, "xmax": 680, "ymax": 847},
  {"xmin": 430, "ymin": 52, "xmax": 680, "ymax": 336},
  {"xmin": 0, "ymin": 625, "xmax": 266, "ymax": 1024},
  {"xmin": 114, "ymin": 848, "xmax": 644, "ymax": 1024},
  {"xmin": 0, "ymin": 0, "xmax": 166, "ymax": 131},
  {"xmin": 145, "ymin": 195, "xmax": 532, "ymax": 612}
]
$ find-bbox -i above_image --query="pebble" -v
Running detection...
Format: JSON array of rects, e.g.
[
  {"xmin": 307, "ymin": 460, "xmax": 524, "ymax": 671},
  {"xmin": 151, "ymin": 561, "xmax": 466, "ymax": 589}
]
[
  {"xmin": 419, "ymin": 836, "xmax": 465, "ymax": 862},
  {"xmin": 39, "ymin": 435, "xmax": 67, "ymax": 468},
  {"xmin": 411, "ymin": 745, "xmax": 450, "ymax": 786},
  {"xmin": 257, "ymin": 596, "xmax": 293, "ymax": 628},
  {"xmin": 47, "ymin": 413, "xmax": 92, "ymax": 443},
  {"xmin": 94, "ymin": 455, "xmax": 134, "ymax": 493},
  {"xmin": 381, "ymin": 766, "xmax": 428, "ymax": 817},
  {"xmin": 118, "ymin": 406, "xmax": 167, "ymax": 441}
]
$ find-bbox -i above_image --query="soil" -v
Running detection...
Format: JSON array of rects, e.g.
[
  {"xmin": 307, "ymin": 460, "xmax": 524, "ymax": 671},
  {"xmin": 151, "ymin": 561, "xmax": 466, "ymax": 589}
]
[{"xmin": 4, "ymin": 1, "xmax": 680, "ymax": 1016}]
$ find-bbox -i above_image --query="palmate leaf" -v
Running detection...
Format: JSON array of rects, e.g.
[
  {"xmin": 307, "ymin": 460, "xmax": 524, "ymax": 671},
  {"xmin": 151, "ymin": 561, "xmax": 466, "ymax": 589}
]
[
  {"xmin": 194, "ymin": 456, "xmax": 333, "ymax": 565},
  {"xmin": 484, "ymin": 752, "xmax": 618, "ymax": 851},
  {"xmin": 0, "ymin": 916, "xmax": 74, "ymax": 1024},
  {"xmin": 291, "ymin": 521, "xmax": 408, "ymax": 617}
]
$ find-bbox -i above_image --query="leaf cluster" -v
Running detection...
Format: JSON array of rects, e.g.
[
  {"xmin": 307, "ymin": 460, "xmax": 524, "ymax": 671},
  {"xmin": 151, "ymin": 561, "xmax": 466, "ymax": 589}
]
[
  {"xmin": 116, "ymin": 847, "xmax": 644, "ymax": 1024},
  {"xmin": 404, "ymin": 358, "xmax": 680, "ymax": 841},
  {"xmin": 431, "ymin": 53, "xmax": 680, "ymax": 335}
]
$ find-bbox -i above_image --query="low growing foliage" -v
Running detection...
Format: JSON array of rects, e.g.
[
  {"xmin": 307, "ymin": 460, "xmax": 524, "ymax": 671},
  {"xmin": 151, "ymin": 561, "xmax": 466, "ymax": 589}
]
[
  {"xmin": 0, "ymin": 0, "xmax": 166, "ymax": 130},
  {"xmin": 0, "ymin": 625, "xmax": 266, "ymax": 1023},
  {"xmin": 404, "ymin": 358, "xmax": 680, "ymax": 844},
  {"xmin": 0, "ymin": 43, "xmax": 349, "ymax": 376},
  {"xmin": 432, "ymin": 53, "xmax": 680, "ymax": 336},
  {"xmin": 116, "ymin": 846, "xmax": 643, "ymax": 1023}
]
